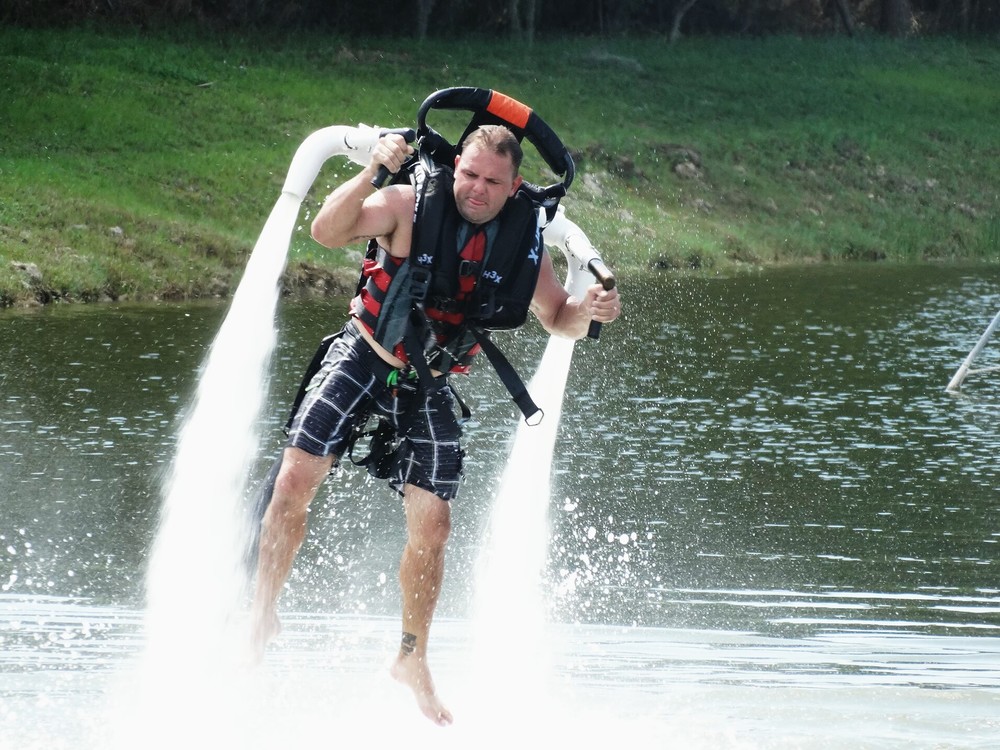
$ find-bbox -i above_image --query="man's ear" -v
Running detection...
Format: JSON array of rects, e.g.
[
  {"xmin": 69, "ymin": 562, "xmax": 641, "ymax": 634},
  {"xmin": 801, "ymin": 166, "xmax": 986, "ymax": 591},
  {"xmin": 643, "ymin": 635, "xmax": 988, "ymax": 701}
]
[{"xmin": 509, "ymin": 175, "xmax": 523, "ymax": 196}]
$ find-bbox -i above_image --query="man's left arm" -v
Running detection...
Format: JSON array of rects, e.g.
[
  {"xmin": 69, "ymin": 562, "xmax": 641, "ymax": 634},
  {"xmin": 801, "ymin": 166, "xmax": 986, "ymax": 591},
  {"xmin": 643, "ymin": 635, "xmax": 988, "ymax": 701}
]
[{"xmin": 529, "ymin": 251, "xmax": 621, "ymax": 339}]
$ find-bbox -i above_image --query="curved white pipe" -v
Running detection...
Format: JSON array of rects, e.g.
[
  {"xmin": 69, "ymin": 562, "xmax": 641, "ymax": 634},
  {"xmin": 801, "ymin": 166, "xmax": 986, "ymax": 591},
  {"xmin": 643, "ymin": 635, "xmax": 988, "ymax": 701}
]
[
  {"xmin": 542, "ymin": 206, "xmax": 608, "ymax": 297},
  {"xmin": 281, "ymin": 128, "xmax": 615, "ymax": 308},
  {"xmin": 281, "ymin": 124, "xmax": 382, "ymax": 200}
]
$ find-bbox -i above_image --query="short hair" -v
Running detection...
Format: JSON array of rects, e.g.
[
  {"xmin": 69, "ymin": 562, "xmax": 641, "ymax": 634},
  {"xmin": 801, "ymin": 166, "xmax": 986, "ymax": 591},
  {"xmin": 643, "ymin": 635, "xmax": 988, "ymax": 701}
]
[{"xmin": 461, "ymin": 124, "xmax": 523, "ymax": 174}]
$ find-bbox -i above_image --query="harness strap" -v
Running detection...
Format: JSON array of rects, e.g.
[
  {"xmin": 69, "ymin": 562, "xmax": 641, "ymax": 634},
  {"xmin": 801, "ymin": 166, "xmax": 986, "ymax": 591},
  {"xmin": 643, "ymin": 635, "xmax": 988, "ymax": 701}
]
[
  {"xmin": 395, "ymin": 307, "xmax": 480, "ymax": 424},
  {"xmin": 283, "ymin": 330, "xmax": 344, "ymax": 435},
  {"xmin": 470, "ymin": 328, "xmax": 542, "ymax": 424},
  {"xmin": 403, "ymin": 306, "xmax": 439, "ymax": 387}
]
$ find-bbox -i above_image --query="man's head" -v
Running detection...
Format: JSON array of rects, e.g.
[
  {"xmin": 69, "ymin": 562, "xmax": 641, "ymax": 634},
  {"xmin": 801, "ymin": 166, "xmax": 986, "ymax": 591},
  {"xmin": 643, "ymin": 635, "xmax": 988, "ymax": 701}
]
[{"xmin": 453, "ymin": 125, "xmax": 524, "ymax": 225}]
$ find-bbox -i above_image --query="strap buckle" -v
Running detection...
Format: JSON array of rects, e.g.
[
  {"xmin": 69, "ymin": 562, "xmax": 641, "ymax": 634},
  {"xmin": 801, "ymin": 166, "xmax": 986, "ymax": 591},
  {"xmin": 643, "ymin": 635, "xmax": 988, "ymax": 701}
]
[
  {"xmin": 386, "ymin": 367, "xmax": 418, "ymax": 397},
  {"xmin": 409, "ymin": 266, "xmax": 432, "ymax": 303},
  {"xmin": 458, "ymin": 259, "xmax": 481, "ymax": 277}
]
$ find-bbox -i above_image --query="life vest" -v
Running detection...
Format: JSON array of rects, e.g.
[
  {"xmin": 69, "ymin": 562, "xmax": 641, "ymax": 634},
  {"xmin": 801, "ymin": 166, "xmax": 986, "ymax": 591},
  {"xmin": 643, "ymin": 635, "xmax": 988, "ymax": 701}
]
[{"xmin": 350, "ymin": 154, "xmax": 543, "ymax": 375}]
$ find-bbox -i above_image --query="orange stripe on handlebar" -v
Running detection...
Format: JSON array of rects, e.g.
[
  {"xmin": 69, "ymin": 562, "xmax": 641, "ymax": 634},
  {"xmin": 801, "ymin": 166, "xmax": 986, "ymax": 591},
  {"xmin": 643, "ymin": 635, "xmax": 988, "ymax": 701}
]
[{"xmin": 486, "ymin": 92, "xmax": 531, "ymax": 129}]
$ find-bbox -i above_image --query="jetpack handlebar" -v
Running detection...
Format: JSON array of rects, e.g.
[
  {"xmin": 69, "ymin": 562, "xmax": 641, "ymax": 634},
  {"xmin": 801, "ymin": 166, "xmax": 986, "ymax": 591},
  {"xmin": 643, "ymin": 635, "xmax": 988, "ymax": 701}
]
[
  {"xmin": 369, "ymin": 128, "xmax": 418, "ymax": 189},
  {"xmin": 281, "ymin": 107, "xmax": 609, "ymax": 336},
  {"xmin": 586, "ymin": 257, "xmax": 617, "ymax": 292},
  {"xmin": 542, "ymin": 207, "xmax": 616, "ymax": 340}
]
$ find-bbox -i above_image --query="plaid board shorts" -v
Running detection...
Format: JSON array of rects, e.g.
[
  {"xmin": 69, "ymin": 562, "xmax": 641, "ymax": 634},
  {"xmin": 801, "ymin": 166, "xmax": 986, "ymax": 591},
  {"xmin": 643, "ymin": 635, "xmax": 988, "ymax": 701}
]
[{"xmin": 285, "ymin": 323, "xmax": 464, "ymax": 500}]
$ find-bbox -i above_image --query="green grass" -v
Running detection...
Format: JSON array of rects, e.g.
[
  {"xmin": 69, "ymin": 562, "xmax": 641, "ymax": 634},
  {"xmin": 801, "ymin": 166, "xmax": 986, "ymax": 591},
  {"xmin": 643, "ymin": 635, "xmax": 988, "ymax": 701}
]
[{"xmin": 1, "ymin": 27, "xmax": 999, "ymax": 305}]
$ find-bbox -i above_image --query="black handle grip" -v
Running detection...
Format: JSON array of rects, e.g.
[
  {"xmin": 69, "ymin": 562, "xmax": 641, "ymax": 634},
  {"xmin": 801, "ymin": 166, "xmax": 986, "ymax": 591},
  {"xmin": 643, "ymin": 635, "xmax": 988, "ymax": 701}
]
[
  {"xmin": 369, "ymin": 128, "xmax": 417, "ymax": 189},
  {"xmin": 586, "ymin": 258, "xmax": 616, "ymax": 340},
  {"xmin": 588, "ymin": 258, "xmax": 616, "ymax": 291},
  {"xmin": 371, "ymin": 165, "xmax": 392, "ymax": 189}
]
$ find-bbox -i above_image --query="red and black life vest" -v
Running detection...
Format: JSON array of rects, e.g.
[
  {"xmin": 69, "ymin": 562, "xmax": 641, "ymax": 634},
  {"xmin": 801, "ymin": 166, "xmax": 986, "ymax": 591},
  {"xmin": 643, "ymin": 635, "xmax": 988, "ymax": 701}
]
[{"xmin": 350, "ymin": 156, "xmax": 543, "ymax": 375}]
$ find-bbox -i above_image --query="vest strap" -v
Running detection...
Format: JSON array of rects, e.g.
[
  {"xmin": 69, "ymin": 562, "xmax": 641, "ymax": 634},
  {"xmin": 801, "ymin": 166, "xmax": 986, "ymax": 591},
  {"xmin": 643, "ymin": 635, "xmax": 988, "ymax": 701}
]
[
  {"xmin": 409, "ymin": 266, "xmax": 432, "ymax": 303},
  {"xmin": 471, "ymin": 328, "xmax": 542, "ymax": 424}
]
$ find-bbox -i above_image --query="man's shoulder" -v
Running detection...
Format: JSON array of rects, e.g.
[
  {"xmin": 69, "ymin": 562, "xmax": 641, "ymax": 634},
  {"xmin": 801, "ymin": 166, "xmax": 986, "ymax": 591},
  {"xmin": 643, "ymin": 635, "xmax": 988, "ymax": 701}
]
[{"xmin": 500, "ymin": 192, "xmax": 540, "ymax": 229}]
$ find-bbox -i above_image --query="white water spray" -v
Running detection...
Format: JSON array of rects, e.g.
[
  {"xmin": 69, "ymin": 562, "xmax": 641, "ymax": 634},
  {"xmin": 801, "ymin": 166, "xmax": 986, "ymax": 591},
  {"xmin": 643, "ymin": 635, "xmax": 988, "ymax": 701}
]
[
  {"xmin": 143, "ymin": 192, "xmax": 294, "ymax": 651},
  {"xmin": 470, "ymin": 336, "xmax": 574, "ymax": 702},
  {"xmin": 470, "ymin": 209, "xmax": 610, "ymax": 713},
  {"xmin": 125, "ymin": 125, "xmax": 382, "ymax": 748}
]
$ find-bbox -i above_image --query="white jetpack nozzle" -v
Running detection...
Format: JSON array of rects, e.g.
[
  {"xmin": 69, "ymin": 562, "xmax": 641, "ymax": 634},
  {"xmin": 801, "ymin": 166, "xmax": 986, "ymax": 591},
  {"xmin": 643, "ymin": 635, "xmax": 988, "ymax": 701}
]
[
  {"xmin": 281, "ymin": 124, "xmax": 384, "ymax": 201},
  {"xmin": 541, "ymin": 205, "xmax": 616, "ymax": 340},
  {"xmin": 542, "ymin": 205, "xmax": 616, "ymax": 294}
]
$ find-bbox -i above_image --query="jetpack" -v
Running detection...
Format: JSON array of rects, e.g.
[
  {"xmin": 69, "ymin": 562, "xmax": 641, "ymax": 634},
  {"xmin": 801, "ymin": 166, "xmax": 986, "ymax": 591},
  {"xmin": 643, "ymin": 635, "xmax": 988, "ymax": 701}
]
[{"xmin": 368, "ymin": 87, "xmax": 615, "ymax": 331}]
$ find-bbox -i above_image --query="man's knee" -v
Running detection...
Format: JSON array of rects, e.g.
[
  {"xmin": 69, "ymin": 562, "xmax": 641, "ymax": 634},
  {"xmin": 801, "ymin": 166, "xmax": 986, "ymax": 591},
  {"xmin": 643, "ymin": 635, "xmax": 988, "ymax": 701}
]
[
  {"xmin": 271, "ymin": 447, "xmax": 334, "ymax": 512},
  {"xmin": 404, "ymin": 485, "xmax": 452, "ymax": 549}
]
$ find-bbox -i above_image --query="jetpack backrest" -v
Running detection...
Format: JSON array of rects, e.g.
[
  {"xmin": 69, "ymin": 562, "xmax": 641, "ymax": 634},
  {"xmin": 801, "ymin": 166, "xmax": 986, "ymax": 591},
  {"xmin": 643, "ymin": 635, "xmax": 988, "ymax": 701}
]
[{"xmin": 414, "ymin": 87, "xmax": 575, "ymax": 220}]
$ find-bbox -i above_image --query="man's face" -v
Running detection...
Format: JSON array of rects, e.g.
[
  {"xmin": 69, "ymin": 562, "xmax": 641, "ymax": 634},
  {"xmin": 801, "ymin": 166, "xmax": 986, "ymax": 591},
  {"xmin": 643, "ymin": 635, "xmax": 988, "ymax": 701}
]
[{"xmin": 452, "ymin": 143, "xmax": 523, "ymax": 225}]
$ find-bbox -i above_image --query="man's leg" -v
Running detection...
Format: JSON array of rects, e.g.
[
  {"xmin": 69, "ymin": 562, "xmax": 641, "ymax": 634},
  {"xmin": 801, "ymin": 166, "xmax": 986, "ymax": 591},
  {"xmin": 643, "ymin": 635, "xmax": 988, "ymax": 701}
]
[
  {"xmin": 250, "ymin": 446, "xmax": 334, "ymax": 661},
  {"xmin": 390, "ymin": 483, "xmax": 453, "ymax": 726}
]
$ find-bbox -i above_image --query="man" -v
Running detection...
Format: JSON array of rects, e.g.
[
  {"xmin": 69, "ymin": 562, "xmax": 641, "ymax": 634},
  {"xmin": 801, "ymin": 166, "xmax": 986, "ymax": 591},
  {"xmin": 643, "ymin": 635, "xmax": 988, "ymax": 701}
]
[{"xmin": 250, "ymin": 124, "xmax": 621, "ymax": 726}]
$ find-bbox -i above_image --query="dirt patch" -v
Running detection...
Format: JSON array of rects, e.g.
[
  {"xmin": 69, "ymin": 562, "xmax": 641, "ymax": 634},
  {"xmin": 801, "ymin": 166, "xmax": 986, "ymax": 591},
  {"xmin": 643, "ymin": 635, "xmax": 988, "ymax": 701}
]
[{"xmin": 282, "ymin": 261, "xmax": 356, "ymax": 298}]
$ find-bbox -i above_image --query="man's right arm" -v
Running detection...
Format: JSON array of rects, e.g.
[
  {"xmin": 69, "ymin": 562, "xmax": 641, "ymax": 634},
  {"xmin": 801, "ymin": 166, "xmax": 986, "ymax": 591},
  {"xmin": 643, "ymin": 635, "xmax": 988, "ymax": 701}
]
[{"xmin": 310, "ymin": 135, "xmax": 414, "ymax": 250}]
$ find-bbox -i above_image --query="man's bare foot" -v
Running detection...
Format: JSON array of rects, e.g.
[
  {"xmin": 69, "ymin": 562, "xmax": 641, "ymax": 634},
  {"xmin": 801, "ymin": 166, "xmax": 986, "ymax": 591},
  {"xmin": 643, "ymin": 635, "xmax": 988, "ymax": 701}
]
[
  {"xmin": 390, "ymin": 653, "xmax": 453, "ymax": 726},
  {"xmin": 248, "ymin": 608, "xmax": 281, "ymax": 665}
]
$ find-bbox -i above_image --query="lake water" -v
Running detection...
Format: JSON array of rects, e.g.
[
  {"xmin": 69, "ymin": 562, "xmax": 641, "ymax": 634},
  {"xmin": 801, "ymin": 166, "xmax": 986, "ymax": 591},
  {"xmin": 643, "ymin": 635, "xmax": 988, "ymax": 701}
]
[{"xmin": 2, "ymin": 264, "xmax": 999, "ymax": 748}]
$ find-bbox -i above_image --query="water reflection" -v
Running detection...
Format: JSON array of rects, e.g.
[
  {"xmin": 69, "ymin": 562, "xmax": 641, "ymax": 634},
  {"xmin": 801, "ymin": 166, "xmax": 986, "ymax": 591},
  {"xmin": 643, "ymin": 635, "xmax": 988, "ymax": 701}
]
[
  {"xmin": 2, "ymin": 266, "xmax": 999, "ymax": 629},
  {"xmin": 551, "ymin": 265, "xmax": 1000, "ymax": 633}
]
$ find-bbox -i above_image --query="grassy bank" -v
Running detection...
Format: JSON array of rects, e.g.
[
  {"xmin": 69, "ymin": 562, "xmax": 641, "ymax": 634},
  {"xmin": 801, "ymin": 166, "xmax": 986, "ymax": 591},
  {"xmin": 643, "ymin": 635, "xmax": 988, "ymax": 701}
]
[{"xmin": 1, "ymin": 26, "xmax": 999, "ymax": 306}]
